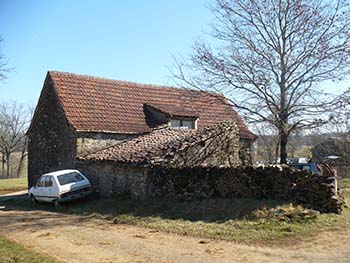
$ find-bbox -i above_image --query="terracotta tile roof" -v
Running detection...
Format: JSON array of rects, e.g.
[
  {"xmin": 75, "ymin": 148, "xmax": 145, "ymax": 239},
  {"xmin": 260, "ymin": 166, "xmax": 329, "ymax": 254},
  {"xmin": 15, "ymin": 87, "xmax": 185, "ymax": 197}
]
[
  {"xmin": 145, "ymin": 103, "xmax": 199, "ymax": 118},
  {"xmin": 48, "ymin": 71, "xmax": 256, "ymax": 139},
  {"xmin": 80, "ymin": 122, "xmax": 237, "ymax": 165}
]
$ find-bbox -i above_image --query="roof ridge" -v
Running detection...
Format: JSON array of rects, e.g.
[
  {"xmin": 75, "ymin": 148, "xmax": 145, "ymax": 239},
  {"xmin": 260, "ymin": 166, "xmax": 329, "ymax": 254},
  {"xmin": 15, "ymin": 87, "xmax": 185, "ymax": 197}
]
[
  {"xmin": 48, "ymin": 70, "xmax": 200, "ymax": 93},
  {"xmin": 42, "ymin": 71, "xmax": 256, "ymax": 139}
]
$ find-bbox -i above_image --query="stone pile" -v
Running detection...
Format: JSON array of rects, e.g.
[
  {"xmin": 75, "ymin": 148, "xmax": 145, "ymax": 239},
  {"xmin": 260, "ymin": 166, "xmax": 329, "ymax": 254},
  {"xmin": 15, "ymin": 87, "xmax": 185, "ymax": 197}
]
[{"xmin": 294, "ymin": 173, "xmax": 344, "ymax": 213}]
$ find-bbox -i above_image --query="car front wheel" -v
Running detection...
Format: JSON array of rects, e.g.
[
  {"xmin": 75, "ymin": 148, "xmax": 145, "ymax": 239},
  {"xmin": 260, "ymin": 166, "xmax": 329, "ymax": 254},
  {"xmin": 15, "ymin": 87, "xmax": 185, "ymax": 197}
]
[{"xmin": 30, "ymin": 194, "xmax": 37, "ymax": 205}]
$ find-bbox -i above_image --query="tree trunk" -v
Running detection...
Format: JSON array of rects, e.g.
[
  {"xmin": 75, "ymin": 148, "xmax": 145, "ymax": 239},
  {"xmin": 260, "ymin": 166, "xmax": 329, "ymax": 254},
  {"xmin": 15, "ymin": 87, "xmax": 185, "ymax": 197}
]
[
  {"xmin": 6, "ymin": 153, "xmax": 10, "ymax": 178},
  {"xmin": 275, "ymin": 136, "xmax": 280, "ymax": 163},
  {"xmin": 16, "ymin": 139, "xmax": 27, "ymax": 178},
  {"xmin": 280, "ymin": 132, "xmax": 288, "ymax": 164},
  {"xmin": 1, "ymin": 153, "xmax": 4, "ymax": 178}
]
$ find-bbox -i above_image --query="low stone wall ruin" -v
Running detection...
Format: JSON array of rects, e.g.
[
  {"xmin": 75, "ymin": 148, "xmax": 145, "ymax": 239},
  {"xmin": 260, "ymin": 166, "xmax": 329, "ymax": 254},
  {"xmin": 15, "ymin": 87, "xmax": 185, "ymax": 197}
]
[
  {"xmin": 148, "ymin": 166, "xmax": 344, "ymax": 214},
  {"xmin": 78, "ymin": 160, "xmax": 344, "ymax": 214}
]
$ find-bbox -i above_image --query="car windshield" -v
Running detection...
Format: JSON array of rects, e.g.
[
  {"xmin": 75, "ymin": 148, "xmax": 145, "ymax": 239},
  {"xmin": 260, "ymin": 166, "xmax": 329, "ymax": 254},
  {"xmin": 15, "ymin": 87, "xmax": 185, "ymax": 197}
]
[{"xmin": 57, "ymin": 172, "xmax": 84, "ymax": 185}]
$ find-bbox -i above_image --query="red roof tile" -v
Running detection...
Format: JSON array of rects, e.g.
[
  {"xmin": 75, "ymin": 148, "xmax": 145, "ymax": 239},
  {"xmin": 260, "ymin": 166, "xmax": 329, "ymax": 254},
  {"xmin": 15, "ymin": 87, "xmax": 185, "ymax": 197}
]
[{"xmin": 48, "ymin": 71, "xmax": 256, "ymax": 139}]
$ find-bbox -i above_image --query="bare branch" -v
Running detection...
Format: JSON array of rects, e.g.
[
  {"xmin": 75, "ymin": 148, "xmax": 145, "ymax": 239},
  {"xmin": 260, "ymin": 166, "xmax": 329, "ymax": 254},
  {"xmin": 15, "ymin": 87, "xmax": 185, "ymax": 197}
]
[{"xmin": 171, "ymin": 0, "xmax": 350, "ymax": 163}]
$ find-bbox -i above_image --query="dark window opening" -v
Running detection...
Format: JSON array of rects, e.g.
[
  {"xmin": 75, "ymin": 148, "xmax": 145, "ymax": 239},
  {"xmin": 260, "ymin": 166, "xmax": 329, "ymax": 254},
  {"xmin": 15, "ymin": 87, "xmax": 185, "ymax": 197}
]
[{"xmin": 170, "ymin": 118, "xmax": 195, "ymax": 129}]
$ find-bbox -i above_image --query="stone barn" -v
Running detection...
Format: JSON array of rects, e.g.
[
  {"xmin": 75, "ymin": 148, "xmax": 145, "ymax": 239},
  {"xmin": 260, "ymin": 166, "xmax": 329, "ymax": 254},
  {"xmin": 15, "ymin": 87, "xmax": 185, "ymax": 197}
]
[{"xmin": 27, "ymin": 71, "xmax": 257, "ymax": 187}]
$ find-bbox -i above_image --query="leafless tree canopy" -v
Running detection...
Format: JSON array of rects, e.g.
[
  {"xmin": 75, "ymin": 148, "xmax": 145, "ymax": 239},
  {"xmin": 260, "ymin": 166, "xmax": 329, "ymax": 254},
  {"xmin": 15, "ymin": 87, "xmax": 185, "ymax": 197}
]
[
  {"xmin": 0, "ymin": 36, "xmax": 12, "ymax": 82},
  {"xmin": 0, "ymin": 102, "xmax": 32, "ymax": 178},
  {"xmin": 172, "ymin": 0, "xmax": 350, "ymax": 163}
]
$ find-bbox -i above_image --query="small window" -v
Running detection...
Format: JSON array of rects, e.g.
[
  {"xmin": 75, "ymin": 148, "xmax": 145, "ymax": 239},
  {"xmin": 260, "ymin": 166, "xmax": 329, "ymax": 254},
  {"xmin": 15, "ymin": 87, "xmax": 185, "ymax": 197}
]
[
  {"xmin": 170, "ymin": 119, "xmax": 181, "ymax": 127},
  {"xmin": 44, "ymin": 176, "xmax": 53, "ymax": 187},
  {"xmin": 170, "ymin": 118, "xmax": 195, "ymax": 129},
  {"xmin": 182, "ymin": 120, "xmax": 194, "ymax": 129},
  {"xmin": 36, "ymin": 176, "xmax": 45, "ymax": 187}
]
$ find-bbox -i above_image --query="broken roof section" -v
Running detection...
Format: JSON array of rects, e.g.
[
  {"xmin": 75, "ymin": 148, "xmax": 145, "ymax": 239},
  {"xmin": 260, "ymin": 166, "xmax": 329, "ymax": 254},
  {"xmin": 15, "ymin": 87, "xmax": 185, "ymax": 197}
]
[
  {"xmin": 80, "ymin": 122, "xmax": 239, "ymax": 166},
  {"xmin": 42, "ymin": 71, "xmax": 256, "ymax": 139},
  {"xmin": 144, "ymin": 103, "xmax": 199, "ymax": 118}
]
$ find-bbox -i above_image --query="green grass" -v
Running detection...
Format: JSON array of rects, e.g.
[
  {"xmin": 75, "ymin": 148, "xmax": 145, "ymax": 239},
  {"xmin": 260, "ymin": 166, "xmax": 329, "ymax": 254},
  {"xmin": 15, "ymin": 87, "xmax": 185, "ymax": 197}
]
[
  {"xmin": 0, "ymin": 177, "xmax": 27, "ymax": 194},
  {"xmin": 4, "ymin": 178, "xmax": 350, "ymax": 244},
  {"xmin": 339, "ymin": 178, "xmax": 350, "ymax": 190},
  {"xmin": 0, "ymin": 236, "xmax": 58, "ymax": 263}
]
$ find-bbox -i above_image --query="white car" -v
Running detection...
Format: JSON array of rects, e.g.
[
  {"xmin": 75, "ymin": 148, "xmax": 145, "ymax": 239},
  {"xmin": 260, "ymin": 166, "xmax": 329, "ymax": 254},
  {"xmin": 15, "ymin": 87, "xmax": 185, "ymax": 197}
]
[{"xmin": 28, "ymin": 169, "xmax": 92, "ymax": 206}]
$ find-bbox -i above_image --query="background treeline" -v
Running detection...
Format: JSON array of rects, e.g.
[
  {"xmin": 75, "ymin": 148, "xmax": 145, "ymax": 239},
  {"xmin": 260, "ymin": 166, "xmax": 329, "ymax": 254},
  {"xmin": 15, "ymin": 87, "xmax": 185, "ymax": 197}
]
[{"xmin": 0, "ymin": 101, "xmax": 32, "ymax": 178}]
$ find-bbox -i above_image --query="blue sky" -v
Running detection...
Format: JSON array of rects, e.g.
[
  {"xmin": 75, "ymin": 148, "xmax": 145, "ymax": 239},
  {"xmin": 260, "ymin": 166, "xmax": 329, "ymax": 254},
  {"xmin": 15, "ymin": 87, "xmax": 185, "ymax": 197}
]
[{"xmin": 0, "ymin": 0, "xmax": 212, "ymax": 104}]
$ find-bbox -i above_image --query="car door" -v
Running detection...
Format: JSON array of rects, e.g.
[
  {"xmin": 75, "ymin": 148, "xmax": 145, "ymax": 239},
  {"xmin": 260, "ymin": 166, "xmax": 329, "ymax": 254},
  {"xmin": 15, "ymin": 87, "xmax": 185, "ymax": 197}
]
[
  {"xmin": 34, "ymin": 176, "xmax": 46, "ymax": 202},
  {"xmin": 44, "ymin": 176, "xmax": 55, "ymax": 202}
]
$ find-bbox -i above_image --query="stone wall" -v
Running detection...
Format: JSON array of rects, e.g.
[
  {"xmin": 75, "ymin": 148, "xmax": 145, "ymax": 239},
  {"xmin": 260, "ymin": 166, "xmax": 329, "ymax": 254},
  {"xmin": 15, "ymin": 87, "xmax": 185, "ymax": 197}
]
[
  {"xmin": 148, "ymin": 166, "xmax": 344, "ymax": 213},
  {"xmin": 77, "ymin": 158, "xmax": 343, "ymax": 213},
  {"xmin": 77, "ymin": 161, "xmax": 149, "ymax": 199},
  {"xmin": 27, "ymin": 78, "xmax": 77, "ymax": 187}
]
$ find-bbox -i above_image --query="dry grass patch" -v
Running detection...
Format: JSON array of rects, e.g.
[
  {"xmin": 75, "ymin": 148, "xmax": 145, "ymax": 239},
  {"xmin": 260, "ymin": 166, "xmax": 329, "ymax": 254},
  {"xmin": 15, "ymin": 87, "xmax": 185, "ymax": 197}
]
[
  {"xmin": 0, "ymin": 177, "xmax": 27, "ymax": 195},
  {"xmin": 5, "ymin": 178, "xmax": 350, "ymax": 244},
  {"xmin": 0, "ymin": 235, "xmax": 58, "ymax": 263},
  {"xmin": 56, "ymin": 197, "xmax": 344, "ymax": 244}
]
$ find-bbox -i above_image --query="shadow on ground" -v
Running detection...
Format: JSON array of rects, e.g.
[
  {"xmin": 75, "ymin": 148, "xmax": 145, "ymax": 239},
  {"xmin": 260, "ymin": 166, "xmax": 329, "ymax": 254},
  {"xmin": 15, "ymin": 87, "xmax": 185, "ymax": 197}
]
[{"xmin": 1, "ymin": 193, "xmax": 290, "ymax": 223}]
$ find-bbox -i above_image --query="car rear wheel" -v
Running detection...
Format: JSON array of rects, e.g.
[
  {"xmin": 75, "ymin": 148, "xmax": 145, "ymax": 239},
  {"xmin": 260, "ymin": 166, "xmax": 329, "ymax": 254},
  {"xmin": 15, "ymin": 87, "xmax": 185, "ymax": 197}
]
[{"xmin": 52, "ymin": 199, "xmax": 59, "ymax": 208}]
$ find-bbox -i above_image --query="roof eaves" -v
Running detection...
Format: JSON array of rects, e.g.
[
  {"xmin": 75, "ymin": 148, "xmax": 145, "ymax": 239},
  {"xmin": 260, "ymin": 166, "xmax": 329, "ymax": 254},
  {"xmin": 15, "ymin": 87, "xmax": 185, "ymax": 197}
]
[{"xmin": 75, "ymin": 129, "xmax": 146, "ymax": 135}]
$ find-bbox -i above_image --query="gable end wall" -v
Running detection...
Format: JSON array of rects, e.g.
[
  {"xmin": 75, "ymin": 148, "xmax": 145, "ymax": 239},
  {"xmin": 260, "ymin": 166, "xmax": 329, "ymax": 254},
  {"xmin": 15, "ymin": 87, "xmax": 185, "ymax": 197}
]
[{"xmin": 27, "ymin": 79, "xmax": 77, "ymax": 187}]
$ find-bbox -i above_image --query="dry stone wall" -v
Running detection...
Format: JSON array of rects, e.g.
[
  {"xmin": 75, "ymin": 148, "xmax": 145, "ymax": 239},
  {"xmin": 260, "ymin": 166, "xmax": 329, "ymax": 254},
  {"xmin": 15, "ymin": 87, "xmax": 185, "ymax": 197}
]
[
  {"xmin": 78, "ymin": 160, "xmax": 343, "ymax": 213},
  {"xmin": 148, "ymin": 166, "xmax": 344, "ymax": 214}
]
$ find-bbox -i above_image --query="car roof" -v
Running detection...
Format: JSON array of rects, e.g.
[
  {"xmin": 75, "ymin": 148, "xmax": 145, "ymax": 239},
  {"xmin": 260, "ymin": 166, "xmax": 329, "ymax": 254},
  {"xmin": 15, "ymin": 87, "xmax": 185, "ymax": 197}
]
[{"xmin": 42, "ymin": 169, "xmax": 79, "ymax": 177}]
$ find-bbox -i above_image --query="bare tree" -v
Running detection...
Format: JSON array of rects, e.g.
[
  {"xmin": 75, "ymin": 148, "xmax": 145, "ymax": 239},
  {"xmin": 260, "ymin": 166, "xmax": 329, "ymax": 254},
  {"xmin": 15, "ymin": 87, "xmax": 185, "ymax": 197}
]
[
  {"xmin": 172, "ymin": 0, "xmax": 350, "ymax": 163},
  {"xmin": 0, "ymin": 102, "xmax": 31, "ymax": 178},
  {"xmin": 254, "ymin": 124, "xmax": 279, "ymax": 162},
  {"xmin": 0, "ymin": 36, "xmax": 12, "ymax": 82}
]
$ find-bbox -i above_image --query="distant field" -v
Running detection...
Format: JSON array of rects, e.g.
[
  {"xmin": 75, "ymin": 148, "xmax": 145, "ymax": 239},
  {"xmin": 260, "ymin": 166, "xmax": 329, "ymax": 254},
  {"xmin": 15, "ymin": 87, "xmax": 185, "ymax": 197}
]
[
  {"xmin": 256, "ymin": 145, "xmax": 312, "ymax": 162},
  {"xmin": 0, "ymin": 177, "xmax": 27, "ymax": 195}
]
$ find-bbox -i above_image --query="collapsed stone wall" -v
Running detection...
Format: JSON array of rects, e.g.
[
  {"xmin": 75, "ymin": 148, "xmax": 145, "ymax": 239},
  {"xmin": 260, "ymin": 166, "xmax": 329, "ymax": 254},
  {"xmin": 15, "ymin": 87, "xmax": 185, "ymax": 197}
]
[
  {"xmin": 166, "ymin": 123, "xmax": 242, "ymax": 168},
  {"xmin": 147, "ymin": 166, "xmax": 344, "ymax": 214}
]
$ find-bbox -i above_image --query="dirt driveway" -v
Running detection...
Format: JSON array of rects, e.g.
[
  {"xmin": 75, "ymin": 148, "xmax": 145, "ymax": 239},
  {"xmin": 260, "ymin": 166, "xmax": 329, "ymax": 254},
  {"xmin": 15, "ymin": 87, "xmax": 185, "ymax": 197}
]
[{"xmin": 0, "ymin": 206, "xmax": 350, "ymax": 263}]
